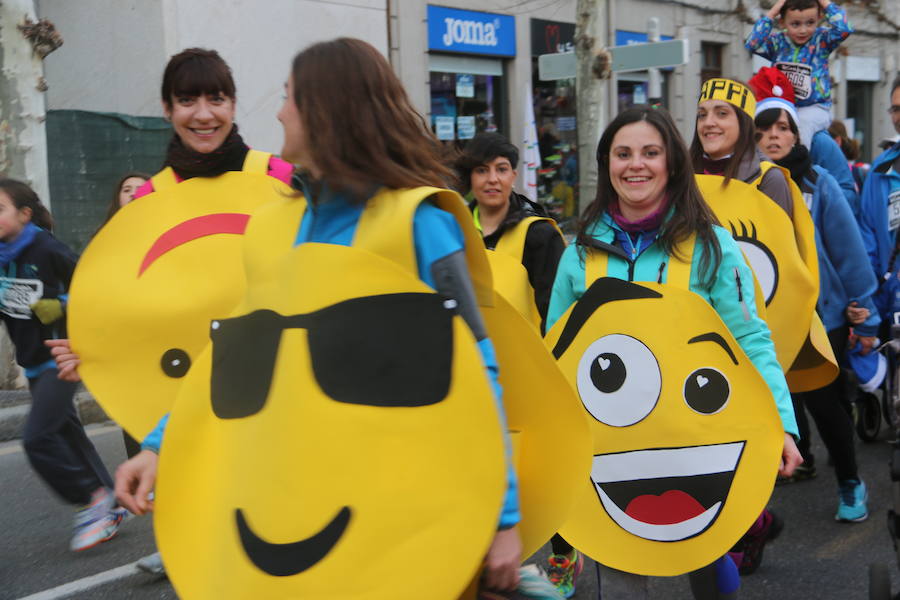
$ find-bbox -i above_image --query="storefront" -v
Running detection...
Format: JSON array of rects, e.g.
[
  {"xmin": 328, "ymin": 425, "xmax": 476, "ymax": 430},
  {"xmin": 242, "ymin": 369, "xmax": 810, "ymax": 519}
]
[
  {"xmin": 426, "ymin": 5, "xmax": 515, "ymax": 147},
  {"xmin": 531, "ymin": 18, "xmax": 578, "ymax": 218}
]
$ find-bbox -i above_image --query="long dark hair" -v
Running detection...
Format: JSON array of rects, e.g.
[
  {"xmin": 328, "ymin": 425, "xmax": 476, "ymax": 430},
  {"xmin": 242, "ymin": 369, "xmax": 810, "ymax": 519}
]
[
  {"xmin": 104, "ymin": 172, "xmax": 150, "ymax": 223},
  {"xmin": 578, "ymin": 106, "xmax": 722, "ymax": 282},
  {"xmin": 689, "ymin": 95, "xmax": 757, "ymax": 185},
  {"xmin": 289, "ymin": 38, "xmax": 452, "ymax": 196},
  {"xmin": 0, "ymin": 178, "xmax": 53, "ymax": 231}
]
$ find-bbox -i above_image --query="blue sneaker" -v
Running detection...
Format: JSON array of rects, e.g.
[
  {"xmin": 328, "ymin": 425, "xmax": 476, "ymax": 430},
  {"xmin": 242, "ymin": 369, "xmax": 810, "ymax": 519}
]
[{"xmin": 836, "ymin": 479, "xmax": 868, "ymax": 522}]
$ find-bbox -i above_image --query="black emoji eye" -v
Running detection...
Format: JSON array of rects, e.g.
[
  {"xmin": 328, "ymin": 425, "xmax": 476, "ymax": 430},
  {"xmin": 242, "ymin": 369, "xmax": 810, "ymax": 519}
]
[
  {"xmin": 728, "ymin": 221, "xmax": 778, "ymax": 305},
  {"xmin": 684, "ymin": 368, "xmax": 730, "ymax": 414},
  {"xmin": 590, "ymin": 353, "xmax": 627, "ymax": 393},
  {"xmin": 161, "ymin": 348, "xmax": 191, "ymax": 378},
  {"xmin": 576, "ymin": 334, "xmax": 661, "ymax": 427}
]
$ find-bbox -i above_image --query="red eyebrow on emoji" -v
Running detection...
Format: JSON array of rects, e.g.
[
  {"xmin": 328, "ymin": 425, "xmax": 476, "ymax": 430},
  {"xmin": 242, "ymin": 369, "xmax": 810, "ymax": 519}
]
[{"xmin": 138, "ymin": 213, "xmax": 251, "ymax": 277}]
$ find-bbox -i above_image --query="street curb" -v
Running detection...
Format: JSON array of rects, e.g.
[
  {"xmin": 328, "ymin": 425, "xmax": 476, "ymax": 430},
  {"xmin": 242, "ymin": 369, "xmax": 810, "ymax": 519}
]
[{"xmin": 0, "ymin": 388, "xmax": 109, "ymax": 442}]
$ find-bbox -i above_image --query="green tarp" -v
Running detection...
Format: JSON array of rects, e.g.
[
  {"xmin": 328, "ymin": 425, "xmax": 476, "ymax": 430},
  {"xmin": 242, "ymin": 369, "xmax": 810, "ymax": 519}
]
[{"xmin": 46, "ymin": 109, "xmax": 171, "ymax": 252}]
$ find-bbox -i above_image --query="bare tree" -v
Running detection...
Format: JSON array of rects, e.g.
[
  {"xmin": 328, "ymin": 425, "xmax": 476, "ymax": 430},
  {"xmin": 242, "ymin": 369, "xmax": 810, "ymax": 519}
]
[{"xmin": 574, "ymin": 0, "xmax": 608, "ymax": 214}]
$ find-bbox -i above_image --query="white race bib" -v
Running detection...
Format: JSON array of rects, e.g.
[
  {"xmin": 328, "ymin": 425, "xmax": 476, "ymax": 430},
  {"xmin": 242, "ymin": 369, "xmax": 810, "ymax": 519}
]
[
  {"xmin": 889, "ymin": 188, "xmax": 900, "ymax": 232},
  {"xmin": 0, "ymin": 277, "xmax": 44, "ymax": 320},
  {"xmin": 775, "ymin": 62, "xmax": 813, "ymax": 101}
]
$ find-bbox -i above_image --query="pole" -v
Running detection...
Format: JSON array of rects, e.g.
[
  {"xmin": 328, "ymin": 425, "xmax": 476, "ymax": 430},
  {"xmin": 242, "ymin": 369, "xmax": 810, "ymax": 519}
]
[
  {"xmin": 647, "ymin": 17, "xmax": 662, "ymax": 107},
  {"xmin": 575, "ymin": 0, "xmax": 607, "ymax": 214}
]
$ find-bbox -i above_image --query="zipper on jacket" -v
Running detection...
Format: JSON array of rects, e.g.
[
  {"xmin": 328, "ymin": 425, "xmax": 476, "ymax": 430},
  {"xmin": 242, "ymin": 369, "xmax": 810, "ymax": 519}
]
[{"xmin": 734, "ymin": 267, "xmax": 751, "ymax": 322}]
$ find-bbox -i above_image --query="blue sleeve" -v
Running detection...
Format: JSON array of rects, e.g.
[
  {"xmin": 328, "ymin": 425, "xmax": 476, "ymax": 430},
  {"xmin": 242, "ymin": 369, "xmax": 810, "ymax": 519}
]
[
  {"xmin": 412, "ymin": 202, "xmax": 520, "ymax": 528},
  {"xmin": 817, "ymin": 173, "xmax": 881, "ymax": 336},
  {"xmin": 708, "ymin": 230, "xmax": 798, "ymax": 436},
  {"xmin": 141, "ymin": 413, "xmax": 169, "ymax": 453},
  {"xmin": 810, "ymin": 131, "xmax": 859, "ymax": 218},
  {"xmin": 547, "ymin": 244, "xmax": 586, "ymax": 332},
  {"xmin": 821, "ymin": 2, "xmax": 853, "ymax": 52},
  {"xmin": 744, "ymin": 16, "xmax": 779, "ymax": 59}
]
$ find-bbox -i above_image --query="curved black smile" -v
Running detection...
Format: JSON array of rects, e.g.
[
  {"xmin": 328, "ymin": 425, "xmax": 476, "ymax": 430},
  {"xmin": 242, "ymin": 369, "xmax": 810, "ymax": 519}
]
[{"xmin": 235, "ymin": 506, "xmax": 352, "ymax": 576}]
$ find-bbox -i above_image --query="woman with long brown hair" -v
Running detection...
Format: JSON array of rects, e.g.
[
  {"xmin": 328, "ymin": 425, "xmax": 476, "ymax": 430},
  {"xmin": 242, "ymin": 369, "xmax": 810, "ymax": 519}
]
[{"xmin": 112, "ymin": 38, "xmax": 523, "ymax": 596}]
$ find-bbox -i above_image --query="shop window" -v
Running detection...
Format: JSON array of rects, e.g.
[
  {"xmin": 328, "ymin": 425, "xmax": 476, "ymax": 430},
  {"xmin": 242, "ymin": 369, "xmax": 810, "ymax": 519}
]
[
  {"xmin": 532, "ymin": 61, "xmax": 578, "ymax": 221},
  {"xmin": 700, "ymin": 42, "xmax": 723, "ymax": 84},
  {"xmin": 429, "ymin": 71, "xmax": 506, "ymax": 147}
]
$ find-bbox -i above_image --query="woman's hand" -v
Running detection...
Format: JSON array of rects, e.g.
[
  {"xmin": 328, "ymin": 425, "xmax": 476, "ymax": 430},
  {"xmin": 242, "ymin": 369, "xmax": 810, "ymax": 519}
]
[
  {"xmin": 44, "ymin": 339, "xmax": 81, "ymax": 382},
  {"xmin": 482, "ymin": 526, "xmax": 522, "ymax": 592},
  {"xmin": 845, "ymin": 301, "xmax": 870, "ymax": 325},
  {"xmin": 778, "ymin": 433, "xmax": 803, "ymax": 478},
  {"xmin": 115, "ymin": 449, "xmax": 158, "ymax": 515}
]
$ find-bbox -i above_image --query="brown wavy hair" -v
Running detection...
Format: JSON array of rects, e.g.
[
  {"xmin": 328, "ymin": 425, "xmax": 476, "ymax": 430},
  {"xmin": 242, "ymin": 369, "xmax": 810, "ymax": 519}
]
[
  {"xmin": 828, "ymin": 120, "xmax": 860, "ymax": 161},
  {"xmin": 578, "ymin": 106, "xmax": 722, "ymax": 283},
  {"xmin": 289, "ymin": 38, "xmax": 452, "ymax": 196},
  {"xmin": 0, "ymin": 178, "xmax": 53, "ymax": 231}
]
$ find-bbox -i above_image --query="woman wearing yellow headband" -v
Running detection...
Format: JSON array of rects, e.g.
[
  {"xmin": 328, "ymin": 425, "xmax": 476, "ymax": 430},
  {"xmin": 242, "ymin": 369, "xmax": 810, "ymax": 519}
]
[{"xmin": 690, "ymin": 78, "xmax": 795, "ymax": 214}]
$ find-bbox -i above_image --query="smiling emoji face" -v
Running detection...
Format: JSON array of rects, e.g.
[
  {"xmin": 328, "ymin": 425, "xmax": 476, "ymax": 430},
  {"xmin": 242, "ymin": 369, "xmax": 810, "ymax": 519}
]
[
  {"xmin": 68, "ymin": 169, "xmax": 290, "ymax": 440},
  {"xmin": 545, "ymin": 277, "xmax": 783, "ymax": 576},
  {"xmin": 155, "ymin": 242, "xmax": 507, "ymax": 599}
]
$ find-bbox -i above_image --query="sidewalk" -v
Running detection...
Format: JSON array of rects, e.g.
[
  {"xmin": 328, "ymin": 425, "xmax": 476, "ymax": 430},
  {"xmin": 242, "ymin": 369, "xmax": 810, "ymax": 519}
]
[{"xmin": 0, "ymin": 386, "xmax": 107, "ymax": 442}]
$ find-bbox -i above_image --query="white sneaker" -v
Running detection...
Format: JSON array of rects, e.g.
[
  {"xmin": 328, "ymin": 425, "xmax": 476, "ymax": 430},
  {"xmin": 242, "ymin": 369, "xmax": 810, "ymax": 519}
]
[
  {"xmin": 70, "ymin": 488, "xmax": 123, "ymax": 551},
  {"xmin": 137, "ymin": 552, "xmax": 166, "ymax": 576}
]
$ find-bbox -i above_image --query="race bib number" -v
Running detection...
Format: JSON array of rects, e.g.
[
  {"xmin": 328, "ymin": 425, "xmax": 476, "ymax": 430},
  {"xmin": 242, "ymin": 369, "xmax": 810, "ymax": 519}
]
[
  {"xmin": 775, "ymin": 62, "xmax": 813, "ymax": 101},
  {"xmin": 0, "ymin": 277, "xmax": 44, "ymax": 320},
  {"xmin": 889, "ymin": 188, "xmax": 900, "ymax": 232}
]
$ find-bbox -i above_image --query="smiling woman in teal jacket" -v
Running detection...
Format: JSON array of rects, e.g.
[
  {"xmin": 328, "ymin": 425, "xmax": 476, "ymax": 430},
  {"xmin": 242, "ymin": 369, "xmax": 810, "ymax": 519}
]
[{"xmin": 547, "ymin": 106, "xmax": 799, "ymax": 600}]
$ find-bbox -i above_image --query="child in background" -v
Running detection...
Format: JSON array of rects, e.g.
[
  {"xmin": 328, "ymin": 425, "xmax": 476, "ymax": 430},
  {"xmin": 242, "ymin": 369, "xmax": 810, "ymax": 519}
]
[
  {"xmin": 0, "ymin": 178, "xmax": 123, "ymax": 552},
  {"xmin": 745, "ymin": 0, "xmax": 853, "ymax": 148}
]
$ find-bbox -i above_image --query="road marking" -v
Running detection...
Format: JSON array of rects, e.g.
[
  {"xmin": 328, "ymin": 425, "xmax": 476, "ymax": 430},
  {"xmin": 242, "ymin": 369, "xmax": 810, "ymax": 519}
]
[
  {"xmin": 0, "ymin": 424, "xmax": 120, "ymax": 457},
  {"xmin": 15, "ymin": 556, "xmax": 152, "ymax": 600}
]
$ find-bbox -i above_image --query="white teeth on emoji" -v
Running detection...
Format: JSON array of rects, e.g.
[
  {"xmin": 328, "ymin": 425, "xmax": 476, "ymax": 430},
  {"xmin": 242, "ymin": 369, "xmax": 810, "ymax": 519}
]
[{"xmin": 591, "ymin": 442, "xmax": 744, "ymax": 541}]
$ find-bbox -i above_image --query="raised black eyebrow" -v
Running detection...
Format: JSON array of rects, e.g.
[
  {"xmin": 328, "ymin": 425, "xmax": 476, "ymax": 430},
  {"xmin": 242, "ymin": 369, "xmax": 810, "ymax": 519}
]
[{"xmin": 688, "ymin": 332, "xmax": 738, "ymax": 365}]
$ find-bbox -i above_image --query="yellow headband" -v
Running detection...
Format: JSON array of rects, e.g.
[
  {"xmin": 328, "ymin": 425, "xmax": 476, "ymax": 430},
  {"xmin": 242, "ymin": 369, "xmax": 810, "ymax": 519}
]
[{"xmin": 698, "ymin": 79, "xmax": 756, "ymax": 117}]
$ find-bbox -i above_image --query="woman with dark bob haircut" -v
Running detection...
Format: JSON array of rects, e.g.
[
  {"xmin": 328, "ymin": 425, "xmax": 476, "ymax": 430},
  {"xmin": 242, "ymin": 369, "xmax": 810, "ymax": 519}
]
[
  {"xmin": 107, "ymin": 38, "xmax": 524, "ymax": 595},
  {"xmin": 547, "ymin": 106, "xmax": 800, "ymax": 599},
  {"xmin": 47, "ymin": 46, "xmax": 294, "ymax": 576},
  {"xmin": 454, "ymin": 132, "xmax": 565, "ymax": 333}
]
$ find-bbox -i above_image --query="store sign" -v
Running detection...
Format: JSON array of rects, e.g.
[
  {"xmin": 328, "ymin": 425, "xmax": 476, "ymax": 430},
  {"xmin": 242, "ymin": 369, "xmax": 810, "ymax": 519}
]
[
  {"xmin": 427, "ymin": 5, "xmax": 516, "ymax": 57},
  {"xmin": 531, "ymin": 19, "xmax": 575, "ymax": 56},
  {"xmin": 615, "ymin": 30, "xmax": 673, "ymax": 46}
]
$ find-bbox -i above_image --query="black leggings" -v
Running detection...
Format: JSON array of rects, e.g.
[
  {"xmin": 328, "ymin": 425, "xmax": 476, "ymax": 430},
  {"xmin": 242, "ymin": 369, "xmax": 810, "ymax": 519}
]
[
  {"xmin": 791, "ymin": 325, "xmax": 858, "ymax": 482},
  {"xmin": 22, "ymin": 369, "xmax": 114, "ymax": 505}
]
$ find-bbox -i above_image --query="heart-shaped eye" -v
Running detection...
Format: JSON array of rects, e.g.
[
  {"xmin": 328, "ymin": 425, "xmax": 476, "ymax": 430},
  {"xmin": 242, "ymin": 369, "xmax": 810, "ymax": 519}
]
[
  {"xmin": 684, "ymin": 368, "xmax": 729, "ymax": 415},
  {"xmin": 598, "ymin": 357, "xmax": 611, "ymax": 370}
]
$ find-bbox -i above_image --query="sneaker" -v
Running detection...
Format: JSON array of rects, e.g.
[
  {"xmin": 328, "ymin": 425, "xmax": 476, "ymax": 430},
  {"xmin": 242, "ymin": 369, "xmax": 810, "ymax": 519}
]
[
  {"xmin": 546, "ymin": 550, "xmax": 584, "ymax": 599},
  {"xmin": 70, "ymin": 488, "xmax": 123, "ymax": 551},
  {"xmin": 736, "ymin": 509, "xmax": 783, "ymax": 575},
  {"xmin": 137, "ymin": 552, "xmax": 166, "ymax": 576},
  {"xmin": 836, "ymin": 479, "xmax": 868, "ymax": 522}
]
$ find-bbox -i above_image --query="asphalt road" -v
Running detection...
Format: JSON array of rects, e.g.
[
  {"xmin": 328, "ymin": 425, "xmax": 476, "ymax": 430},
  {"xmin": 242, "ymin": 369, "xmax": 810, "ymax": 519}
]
[{"xmin": 2, "ymin": 419, "xmax": 899, "ymax": 599}]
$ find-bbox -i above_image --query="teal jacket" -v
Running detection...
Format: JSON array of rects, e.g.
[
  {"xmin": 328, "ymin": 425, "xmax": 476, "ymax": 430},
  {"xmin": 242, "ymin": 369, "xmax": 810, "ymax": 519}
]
[{"xmin": 548, "ymin": 213, "xmax": 798, "ymax": 437}]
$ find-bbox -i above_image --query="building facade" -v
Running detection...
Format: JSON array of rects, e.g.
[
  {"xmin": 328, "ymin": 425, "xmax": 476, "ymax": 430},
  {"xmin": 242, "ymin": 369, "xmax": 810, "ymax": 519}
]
[{"xmin": 23, "ymin": 0, "xmax": 900, "ymax": 244}]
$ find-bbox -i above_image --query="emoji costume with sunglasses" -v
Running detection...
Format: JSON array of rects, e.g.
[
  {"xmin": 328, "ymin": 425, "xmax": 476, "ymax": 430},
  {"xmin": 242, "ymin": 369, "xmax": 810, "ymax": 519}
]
[
  {"xmin": 546, "ymin": 220, "xmax": 789, "ymax": 576},
  {"xmin": 152, "ymin": 182, "xmax": 590, "ymax": 599},
  {"xmin": 68, "ymin": 150, "xmax": 291, "ymax": 440}
]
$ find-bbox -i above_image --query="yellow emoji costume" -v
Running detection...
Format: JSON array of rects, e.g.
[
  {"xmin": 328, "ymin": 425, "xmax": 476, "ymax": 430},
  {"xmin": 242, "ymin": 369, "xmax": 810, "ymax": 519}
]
[
  {"xmin": 545, "ymin": 273, "xmax": 783, "ymax": 576},
  {"xmin": 485, "ymin": 215, "xmax": 564, "ymax": 330},
  {"xmin": 154, "ymin": 186, "xmax": 589, "ymax": 598},
  {"xmin": 696, "ymin": 173, "xmax": 837, "ymax": 391},
  {"xmin": 68, "ymin": 150, "xmax": 291, "ymax": 440}
]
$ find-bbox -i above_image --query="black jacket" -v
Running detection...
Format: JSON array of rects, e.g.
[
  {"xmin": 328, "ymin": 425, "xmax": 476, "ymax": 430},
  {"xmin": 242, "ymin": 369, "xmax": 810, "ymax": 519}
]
[
  {"xmin": 470, "ymin": 192, "xmax": 565, "ymax": 331},
  {"xmin": 0, "ymin": 230, "xmax": 77, "ymax": 370}
]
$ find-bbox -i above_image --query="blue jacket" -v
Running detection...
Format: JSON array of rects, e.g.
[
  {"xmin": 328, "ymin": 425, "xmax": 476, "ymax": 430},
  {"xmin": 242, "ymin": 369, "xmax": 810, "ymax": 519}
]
[
  {"xmin": 859, "ymin": 143, "xmax": 900, "ymax": 320},
  {"xmin": 810, "ymin": 130, "xmax": 859, "ymax": 219},
  {"xmin": 802, "ymin": 165, "xmax": 879, "ymax": 336},
  {"xmin": 548, "ymin": 213, "xmax": 798, "ymax": 436}
]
